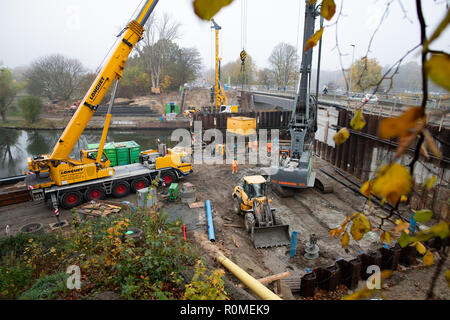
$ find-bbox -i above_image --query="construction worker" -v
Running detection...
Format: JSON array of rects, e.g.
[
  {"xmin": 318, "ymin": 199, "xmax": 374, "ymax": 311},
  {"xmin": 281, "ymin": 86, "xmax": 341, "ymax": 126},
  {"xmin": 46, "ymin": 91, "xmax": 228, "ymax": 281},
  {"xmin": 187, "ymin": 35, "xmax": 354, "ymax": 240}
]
[{"xmin": 232, "ymin": 157, "xmax": 238, "ymax": 174}]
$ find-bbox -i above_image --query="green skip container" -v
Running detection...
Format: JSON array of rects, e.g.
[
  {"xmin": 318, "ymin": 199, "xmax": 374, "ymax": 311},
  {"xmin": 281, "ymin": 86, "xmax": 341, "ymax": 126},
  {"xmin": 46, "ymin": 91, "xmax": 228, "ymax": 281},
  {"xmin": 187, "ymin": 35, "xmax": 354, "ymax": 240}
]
[
  {"xmin": 86, "ymin": 141, "xmax": 141, "ymax": 167},
  {"xmin": 127, "ymin": 141, "xmax": 141, "ymax": 164},
  {"xmin": 115, "ymin": 142, "xmax": 130, "ymax": 166},
  {"xmin": 86, "ymin": 142, "xmax": 117, "ymax": 167}
]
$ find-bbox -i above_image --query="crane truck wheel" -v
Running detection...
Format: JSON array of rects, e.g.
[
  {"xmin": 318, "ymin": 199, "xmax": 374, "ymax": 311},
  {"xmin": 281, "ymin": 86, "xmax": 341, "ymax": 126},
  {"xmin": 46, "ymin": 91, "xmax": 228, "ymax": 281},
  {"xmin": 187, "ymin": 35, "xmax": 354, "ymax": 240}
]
[
  {"xmin": 61, "ymin": 191, "xmax": 83, "ymax": 209},
  {"xmin": 161, "ymin": 172, "xmax": 176, "ymax": 186},
  {"xmin": 131, "ymin": 177, "xmax": 149, "ymax": 193},
  {"xmin": 84, "ymin": 186, "xmax": 106, "ymax": 201},
  {"xmin": 112, "ymin": 181, "xmax": 131, "ymax": 198}
]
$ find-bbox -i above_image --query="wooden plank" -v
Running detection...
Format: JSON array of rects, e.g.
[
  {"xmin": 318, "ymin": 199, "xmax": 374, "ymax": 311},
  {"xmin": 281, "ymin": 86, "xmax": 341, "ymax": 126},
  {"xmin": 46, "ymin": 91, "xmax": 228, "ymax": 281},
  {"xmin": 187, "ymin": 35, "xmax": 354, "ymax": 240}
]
[
  {"xmin": 223, "ymin": 223, "xmax": 242, "ymax": 228},
  {"xmin": 238, "ymin": 272, "xmax": 292, "ymax": 288},
  {"xmin": 189, "ymin": 201, "xmax": 204, "ymax": 209}
]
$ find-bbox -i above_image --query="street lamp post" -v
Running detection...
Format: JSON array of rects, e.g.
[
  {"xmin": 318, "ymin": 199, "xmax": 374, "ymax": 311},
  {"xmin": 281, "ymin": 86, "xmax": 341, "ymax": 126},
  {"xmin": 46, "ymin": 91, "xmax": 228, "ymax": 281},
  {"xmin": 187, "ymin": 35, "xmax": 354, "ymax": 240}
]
[{"xmin": 348, "ymin": 44, "xmax": 355, "ymax": 99}]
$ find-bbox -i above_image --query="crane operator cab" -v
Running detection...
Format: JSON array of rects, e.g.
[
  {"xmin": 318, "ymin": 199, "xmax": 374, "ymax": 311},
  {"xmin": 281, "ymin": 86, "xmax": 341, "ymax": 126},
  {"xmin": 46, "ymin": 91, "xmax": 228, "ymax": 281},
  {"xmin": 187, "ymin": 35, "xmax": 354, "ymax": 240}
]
[{"xmin": 81, "ymin": 149, "xmax": 111, "ymax": 168}]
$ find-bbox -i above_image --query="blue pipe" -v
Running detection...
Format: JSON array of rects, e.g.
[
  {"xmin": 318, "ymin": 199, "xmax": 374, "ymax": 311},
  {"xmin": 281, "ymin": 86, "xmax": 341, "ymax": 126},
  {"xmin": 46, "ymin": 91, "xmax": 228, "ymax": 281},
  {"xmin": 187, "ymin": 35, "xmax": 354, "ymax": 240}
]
[
  {"xmin": 290, "ymin": 231, "xmax": 298, "ymax": 258},
  {"xmin": 205, "ymin": 200, "xmax": 215, "ymax": 242}
]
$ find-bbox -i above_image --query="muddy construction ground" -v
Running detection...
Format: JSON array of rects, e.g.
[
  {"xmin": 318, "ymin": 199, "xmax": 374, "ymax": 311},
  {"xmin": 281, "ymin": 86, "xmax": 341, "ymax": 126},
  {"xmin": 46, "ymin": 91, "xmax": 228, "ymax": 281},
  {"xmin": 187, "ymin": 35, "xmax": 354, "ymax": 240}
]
[{"xmin": 0, "ymin": 156, "xmax": 449, "ymax": 300}]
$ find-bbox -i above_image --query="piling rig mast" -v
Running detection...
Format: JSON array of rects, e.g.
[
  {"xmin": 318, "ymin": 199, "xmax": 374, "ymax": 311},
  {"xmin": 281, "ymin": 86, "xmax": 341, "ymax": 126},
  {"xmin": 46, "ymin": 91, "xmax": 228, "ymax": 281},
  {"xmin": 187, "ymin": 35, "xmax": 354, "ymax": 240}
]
[
  {"xmin": 268, "ymin": 0, "xmax": 332, "ymax": 195},
  {"xmin": 211, "ymin": 19, "xmax": 228, "ymax": 112}
]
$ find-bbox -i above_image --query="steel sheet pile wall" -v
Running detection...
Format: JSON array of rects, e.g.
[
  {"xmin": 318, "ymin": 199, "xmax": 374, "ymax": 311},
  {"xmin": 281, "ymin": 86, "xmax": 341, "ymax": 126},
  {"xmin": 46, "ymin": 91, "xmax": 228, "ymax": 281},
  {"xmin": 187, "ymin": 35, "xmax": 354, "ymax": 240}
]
[
  {"xmin": 191, "ymin": 111, "xmax": 291, "ymax": 131},
  {"xmin": 314, "ymin": 108, "xmax": 450, "ymax": 217}
]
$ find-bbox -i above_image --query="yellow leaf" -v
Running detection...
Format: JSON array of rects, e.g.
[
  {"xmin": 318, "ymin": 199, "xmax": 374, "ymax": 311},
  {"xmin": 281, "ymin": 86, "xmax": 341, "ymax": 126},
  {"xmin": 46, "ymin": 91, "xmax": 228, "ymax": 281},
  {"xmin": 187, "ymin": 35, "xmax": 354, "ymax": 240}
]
[
  {"xmin": 420, "ymin": 143, "xmax": 430, "ymax": 160},
  {"xmin": 350, "ymin": 214, "xmax": 371, "ymax": 241},
  {"xmin": 380, "ymin": 231, "xmax": 391, "ymax": 244},
  {"xmin": 341, "ymin": 231, "xmax": 350, "ymax": 248},
  {"xmin": 423, "ymin": 129, "xmax": 442, "ymax": 158},
  {"xmin": 350, "ymin": 110, "xmax": 366, "ymax": 131},
  {"xmin": 395, "ymin": 121, "xmax": 424, "ymax": 158},
  {"xmin": 424, "ymin": 10, "xmax": 450, "ymax": 50},
  {"xmin": 425, "ymin": 53, "xmax": 450, "ymax": 91},
  {"xmin": 423, "ymin": 250, "xmax": 434, "ymax": 266},
  {"xmin": 304, "ymin": 27, "xmax": 324, "ymax": 51},
  {"xmin": 333, "ymin": 127, "xmax": 350, "ymax": 146},
  {"xmin": 193, "ymin": 0, "xmax": 234, "ymax": 21},
  {"xmin": 415, "ymin": 241, "xmax": 427, "ymax": 255},
  {"xmin": 400, "ymin": 195, "xmax": 408, "ymax": 202},
  {"xmin": 342, "ymin": 287, "xmax": 371, "ymax": 300},
  {"xmin": 423, "ymin": 175, "xmax": 437, "ymax": 190},
  {"xmin": 328, "ymin": 228, "xmax": 339, "ymax": 238},
  {"xmin": 378, "ymin": 107, "xmax": 423, "ymax": 139},
  {"xmin": 385, "ymin": 231, "xmax": 391, "ymax": 244},
  {"xmin": 360, "ymin": 181, "xmax": 374, "ymax": 198},
  {"xmin": 372, "ymin": 163, "xmax": 413, "ymax": 206},
  {"xmin": 394, "ymin": 220, "xmax": 410, "ymax": 233},
  {"xmin": 321, "ymin": 0, "xmax": 336, "ymax": 21}
]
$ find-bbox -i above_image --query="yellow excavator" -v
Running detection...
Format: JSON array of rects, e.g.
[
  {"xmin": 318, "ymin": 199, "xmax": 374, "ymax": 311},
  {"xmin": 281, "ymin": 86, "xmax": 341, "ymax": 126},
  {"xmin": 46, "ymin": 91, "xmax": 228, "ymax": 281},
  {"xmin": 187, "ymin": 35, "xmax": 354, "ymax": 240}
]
[
  {"xmin": 25, "ymin": 0, "xmax": 191, "ymax": 218},
  {"xmin": 232, "ymin": 175, "xmax": 290, "ymax": 248}
]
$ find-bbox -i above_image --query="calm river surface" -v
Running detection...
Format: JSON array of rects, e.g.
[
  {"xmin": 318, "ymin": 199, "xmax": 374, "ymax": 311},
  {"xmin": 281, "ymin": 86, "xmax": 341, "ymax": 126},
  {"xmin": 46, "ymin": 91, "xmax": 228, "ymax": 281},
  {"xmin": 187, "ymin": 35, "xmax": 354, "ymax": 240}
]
[{"xmin": 0, "ymin": 128, "xmax": 177, "ymax": 178}]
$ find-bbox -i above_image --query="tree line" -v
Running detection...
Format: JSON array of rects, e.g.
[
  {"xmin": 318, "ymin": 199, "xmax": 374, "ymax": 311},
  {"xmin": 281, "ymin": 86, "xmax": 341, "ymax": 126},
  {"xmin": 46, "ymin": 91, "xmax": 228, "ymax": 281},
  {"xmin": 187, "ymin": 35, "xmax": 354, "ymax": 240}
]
[
  {"xmin": 0, "ymin": 13, "xmax": 202, "ymax": 122},
  {"xmin": 1, "ymin": 11, "xmax": 444, "ymax": 124}
]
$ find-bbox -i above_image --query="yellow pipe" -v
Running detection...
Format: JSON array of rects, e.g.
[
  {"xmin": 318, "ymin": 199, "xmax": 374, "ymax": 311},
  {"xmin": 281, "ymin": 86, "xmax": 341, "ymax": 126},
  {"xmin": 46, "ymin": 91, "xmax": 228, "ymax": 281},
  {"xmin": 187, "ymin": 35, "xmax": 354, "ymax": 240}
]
[{"xmin": 217, "ymin": 255, "xmax": 282, "ymax": 300}]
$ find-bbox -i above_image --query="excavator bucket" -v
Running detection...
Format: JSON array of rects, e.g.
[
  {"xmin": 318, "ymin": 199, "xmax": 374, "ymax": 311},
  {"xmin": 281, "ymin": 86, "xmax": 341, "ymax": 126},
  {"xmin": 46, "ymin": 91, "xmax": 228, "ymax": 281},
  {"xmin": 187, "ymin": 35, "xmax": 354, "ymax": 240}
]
[{"xmin": 251, "ymin": 224, "xmax": 291, "ymax": 249}]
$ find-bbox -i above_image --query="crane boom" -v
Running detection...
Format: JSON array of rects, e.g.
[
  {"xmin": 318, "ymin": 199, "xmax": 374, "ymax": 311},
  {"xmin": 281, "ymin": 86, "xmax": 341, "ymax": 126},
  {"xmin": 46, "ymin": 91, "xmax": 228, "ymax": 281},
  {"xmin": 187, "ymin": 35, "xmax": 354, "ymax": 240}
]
[{"xmin": 50, "ymin": 0, "xmax": 158, "ymax": 160}]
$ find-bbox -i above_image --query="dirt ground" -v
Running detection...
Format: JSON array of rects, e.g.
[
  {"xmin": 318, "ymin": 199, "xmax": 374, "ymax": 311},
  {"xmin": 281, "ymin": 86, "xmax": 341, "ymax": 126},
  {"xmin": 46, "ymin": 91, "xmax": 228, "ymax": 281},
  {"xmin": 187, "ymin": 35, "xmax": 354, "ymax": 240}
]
[
  {"xmin": 181, "ymin": 157, "xmax": 449, "ymax": 300},
  {"xmin": 0, "ymin": 156, "xmax": 448, "ymax": 300}
]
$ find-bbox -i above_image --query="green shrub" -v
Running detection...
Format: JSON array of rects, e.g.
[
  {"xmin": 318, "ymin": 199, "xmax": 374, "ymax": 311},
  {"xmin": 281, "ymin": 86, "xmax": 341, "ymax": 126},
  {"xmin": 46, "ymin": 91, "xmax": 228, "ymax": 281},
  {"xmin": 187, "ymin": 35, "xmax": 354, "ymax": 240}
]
[
  {"xmin": 0, "ymin": 263, "xmax": 33, "ymax": 299},
  {"xmin": 18, "ymin": 272, "xmax": 68, "ymax": 300},
  {"xmin": 18, "ymin": 95, "xmax": 42, "ymax": 123},
  {"xmin": 0, "ymin": 232, "xmax": 63, "ymax": 260},
  {"xmin": 184, "ymin": 260, "xmax": 229, "ymax": 300}
]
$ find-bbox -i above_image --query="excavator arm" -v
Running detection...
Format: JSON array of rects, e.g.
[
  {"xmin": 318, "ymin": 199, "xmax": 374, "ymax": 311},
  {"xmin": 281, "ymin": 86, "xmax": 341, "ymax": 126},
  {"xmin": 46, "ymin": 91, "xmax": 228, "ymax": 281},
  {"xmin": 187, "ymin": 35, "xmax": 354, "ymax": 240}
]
[{"xmin": 30, "ymin": 0, "xmax": 159, "ymax": 171}]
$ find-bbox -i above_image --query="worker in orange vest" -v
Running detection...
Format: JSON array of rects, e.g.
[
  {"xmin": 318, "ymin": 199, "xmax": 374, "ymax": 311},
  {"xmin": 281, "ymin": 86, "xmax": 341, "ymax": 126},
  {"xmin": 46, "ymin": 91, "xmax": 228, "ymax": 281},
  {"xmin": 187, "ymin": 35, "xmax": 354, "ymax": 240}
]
[{"xmin": 232, "ymin": 157, "xmax": 238, "ymax": 174}]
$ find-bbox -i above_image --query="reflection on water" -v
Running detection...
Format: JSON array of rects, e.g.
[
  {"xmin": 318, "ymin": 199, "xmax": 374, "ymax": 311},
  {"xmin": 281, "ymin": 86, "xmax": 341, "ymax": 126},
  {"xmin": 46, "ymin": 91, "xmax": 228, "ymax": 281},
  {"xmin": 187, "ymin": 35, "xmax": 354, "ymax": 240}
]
[{"xmin": 0, "ymin": 128, "xmax": 176, "ymax": 178}]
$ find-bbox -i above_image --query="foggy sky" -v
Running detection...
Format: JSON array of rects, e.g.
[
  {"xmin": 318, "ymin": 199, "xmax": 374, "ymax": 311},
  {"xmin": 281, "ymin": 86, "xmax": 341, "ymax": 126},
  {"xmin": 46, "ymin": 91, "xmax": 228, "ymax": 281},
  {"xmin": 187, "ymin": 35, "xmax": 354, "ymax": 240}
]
[{"xmin": 1, "ymin": 0, "xmax": 449, "ymax": 74}]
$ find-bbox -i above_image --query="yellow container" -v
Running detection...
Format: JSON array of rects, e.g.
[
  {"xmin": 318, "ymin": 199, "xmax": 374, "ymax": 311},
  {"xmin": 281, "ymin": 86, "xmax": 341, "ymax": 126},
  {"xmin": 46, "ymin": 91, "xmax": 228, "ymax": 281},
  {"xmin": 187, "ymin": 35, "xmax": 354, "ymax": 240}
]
[{"xmin": 226, "ymin": 116, "xmax": 256, "ymax": 136}]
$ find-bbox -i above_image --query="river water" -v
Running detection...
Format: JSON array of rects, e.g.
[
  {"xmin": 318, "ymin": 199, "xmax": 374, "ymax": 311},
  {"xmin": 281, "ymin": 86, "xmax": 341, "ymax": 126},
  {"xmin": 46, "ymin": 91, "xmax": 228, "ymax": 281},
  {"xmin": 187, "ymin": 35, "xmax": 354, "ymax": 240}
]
[{"xmin": 0, "ymin": 128, "xmax": 176, "ymax": 178}]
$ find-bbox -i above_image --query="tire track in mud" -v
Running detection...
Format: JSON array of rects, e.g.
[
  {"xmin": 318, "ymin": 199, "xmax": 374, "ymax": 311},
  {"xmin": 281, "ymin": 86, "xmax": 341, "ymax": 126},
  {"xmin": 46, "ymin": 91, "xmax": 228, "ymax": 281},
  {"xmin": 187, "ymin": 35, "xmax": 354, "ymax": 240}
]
[{"xmin": 278, "ymin": 196, "xmax": 330, "ymax": 233}]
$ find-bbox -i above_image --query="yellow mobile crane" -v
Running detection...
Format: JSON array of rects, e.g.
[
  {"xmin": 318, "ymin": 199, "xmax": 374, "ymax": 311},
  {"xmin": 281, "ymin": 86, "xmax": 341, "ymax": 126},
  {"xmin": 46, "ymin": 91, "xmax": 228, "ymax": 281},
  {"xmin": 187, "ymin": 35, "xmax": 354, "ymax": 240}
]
[{"xmin": 26, "ymin": 0, "xmax": 192, "ymax": 215}]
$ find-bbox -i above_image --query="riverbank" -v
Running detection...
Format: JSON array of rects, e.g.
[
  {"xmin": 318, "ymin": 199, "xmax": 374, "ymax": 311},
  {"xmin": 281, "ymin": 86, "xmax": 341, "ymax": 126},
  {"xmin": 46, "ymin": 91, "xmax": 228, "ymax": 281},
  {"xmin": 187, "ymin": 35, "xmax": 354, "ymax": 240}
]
[{"xmin": 0, "ymin": 116, "xmax": 190, "ymax": 131}]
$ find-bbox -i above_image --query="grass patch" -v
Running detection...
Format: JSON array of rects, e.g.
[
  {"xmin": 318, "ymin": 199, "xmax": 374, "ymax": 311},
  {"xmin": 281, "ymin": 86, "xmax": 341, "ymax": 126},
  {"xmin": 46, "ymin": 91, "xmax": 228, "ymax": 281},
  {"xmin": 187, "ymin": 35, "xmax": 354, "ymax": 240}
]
[{"xmin": 0, "ymin": 206, "xmax": 228, "ymax": 300}]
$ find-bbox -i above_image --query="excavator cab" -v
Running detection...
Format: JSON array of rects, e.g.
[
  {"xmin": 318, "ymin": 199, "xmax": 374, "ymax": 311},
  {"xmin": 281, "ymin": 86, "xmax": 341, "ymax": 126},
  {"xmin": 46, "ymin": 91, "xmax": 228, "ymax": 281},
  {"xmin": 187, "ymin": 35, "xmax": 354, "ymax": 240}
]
[{"xmin": 232, "ymin": 175, "xmax": 290, "ymax": 248}]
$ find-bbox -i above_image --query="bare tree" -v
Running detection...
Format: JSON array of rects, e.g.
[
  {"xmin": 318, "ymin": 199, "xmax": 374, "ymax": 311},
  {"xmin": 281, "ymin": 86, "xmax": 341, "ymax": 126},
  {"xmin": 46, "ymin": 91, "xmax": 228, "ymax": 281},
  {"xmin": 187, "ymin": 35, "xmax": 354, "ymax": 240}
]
[
  {"xmin": 268, "ymin": 42, "xmax": 299, "ymax": 90},
  {"xmin": 137, "ymin": 12, "xmax": 181, "ymax": 89},
  {"xmin": 25, "ymin": 54, "xmax": 85, "ymax": 101}
]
